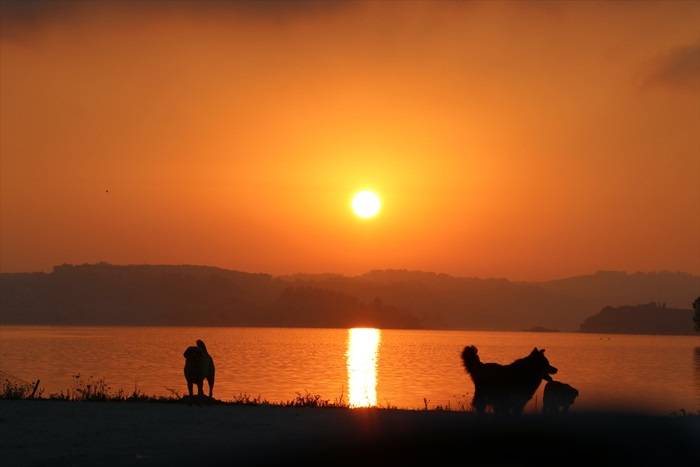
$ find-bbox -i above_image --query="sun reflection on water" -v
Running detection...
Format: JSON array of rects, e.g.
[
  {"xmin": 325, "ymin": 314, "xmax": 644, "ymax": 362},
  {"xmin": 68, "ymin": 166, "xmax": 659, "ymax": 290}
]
[{"xmin": 346, "ymin": 328, "xmax": 381, "ymax": 408}]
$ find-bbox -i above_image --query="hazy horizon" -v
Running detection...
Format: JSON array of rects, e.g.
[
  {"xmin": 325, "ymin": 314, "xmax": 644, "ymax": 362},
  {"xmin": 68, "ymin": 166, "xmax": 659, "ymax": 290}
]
[
  {"xmin": 3, "ymin": 260, "xmax": 700, "ymax": 284},
  {"xmin": 2, "ymin": 1, "xmax": 699, "ymax": 280}
]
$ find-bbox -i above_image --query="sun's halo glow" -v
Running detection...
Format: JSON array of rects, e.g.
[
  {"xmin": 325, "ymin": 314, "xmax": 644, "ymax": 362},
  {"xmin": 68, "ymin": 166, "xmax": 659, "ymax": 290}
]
[{"xmin": 351, "ymin": 190, "xmax": 381, "ymax": 219}]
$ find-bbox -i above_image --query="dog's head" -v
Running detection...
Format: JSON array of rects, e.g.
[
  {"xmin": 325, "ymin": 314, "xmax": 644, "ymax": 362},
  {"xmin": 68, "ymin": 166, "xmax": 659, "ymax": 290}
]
[
  {"xmin": 529, "ymin": 347, "xmax": 558, "ymax": 381},
  {"xmin": 183, "ymin": 346, "xmax": 201, "ymax": 360}
]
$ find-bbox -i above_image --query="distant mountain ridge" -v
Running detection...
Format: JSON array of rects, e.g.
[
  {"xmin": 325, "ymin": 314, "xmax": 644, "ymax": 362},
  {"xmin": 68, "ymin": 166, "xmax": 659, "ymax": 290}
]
[
  {"xmin": 279, "ymin": 268, "xmax": 699, "ymax": 330},
  {"xmin": 1, "ymin": 263, "xmax": 699, "ymax": 331}
]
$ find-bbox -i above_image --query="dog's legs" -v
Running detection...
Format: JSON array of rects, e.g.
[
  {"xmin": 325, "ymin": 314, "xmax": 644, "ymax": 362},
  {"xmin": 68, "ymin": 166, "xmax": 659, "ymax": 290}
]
[
  {"xmin": 197, "ymin": 381, "xmax": 204, "ymax": 399},
  {"xmin": 206, "ymin": 376, "xmax": 214, "ymax": 398},
  {"xmin": 187, "ymin": 381, "xmax": 194, "ymax": 398},
  {"xmin": 472, "ymin": 391, "xmax": 487, "ymax": 414},
  {"xmin": 509, "ymin": 398, "xmax": 527, "ymax": 415}
]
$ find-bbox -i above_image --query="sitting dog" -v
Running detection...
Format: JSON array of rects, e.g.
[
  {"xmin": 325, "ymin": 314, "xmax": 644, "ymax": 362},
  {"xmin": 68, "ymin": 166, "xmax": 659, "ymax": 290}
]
[
  {"xmin": 461, "ymin": 345, "xmax": 558, "ymax": 414},
  {"xmin": 183, "ymin": 339, "xmax": 215, "ymax": 398},
  {"xmin": 542, "ymin": 380, "xmax": 578, "ymax": 414}
]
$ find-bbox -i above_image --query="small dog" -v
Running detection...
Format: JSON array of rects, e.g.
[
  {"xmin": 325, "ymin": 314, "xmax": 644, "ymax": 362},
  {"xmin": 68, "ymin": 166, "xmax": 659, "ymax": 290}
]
[
  {"xmin": 542, "ymin": 380, "xmax": 578, "ymax": 414},
  {"xmin": 461, "ymin": 345, "xmax": 558, "ymax": 414},
  {"xmin": 183, "ymin": 339, "xmax": 215, "ymax": 398}
]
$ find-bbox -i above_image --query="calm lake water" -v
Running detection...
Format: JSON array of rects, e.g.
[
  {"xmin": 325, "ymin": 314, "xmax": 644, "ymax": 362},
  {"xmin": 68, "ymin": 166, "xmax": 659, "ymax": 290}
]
[{"xmin": 1, "ymin": 326, "xmax": 698, "ymax": 412}]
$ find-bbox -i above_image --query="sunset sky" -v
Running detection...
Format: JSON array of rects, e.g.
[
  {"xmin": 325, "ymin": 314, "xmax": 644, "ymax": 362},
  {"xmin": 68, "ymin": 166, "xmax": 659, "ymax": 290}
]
[{"xmin": 1, "ymin": 1, "xmax": 699, "ymax": 280}]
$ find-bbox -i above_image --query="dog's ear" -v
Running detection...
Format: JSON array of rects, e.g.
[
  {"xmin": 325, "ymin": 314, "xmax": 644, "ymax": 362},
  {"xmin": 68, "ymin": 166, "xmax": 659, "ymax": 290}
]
[
  {"xmin": 531, "ymin": 347, "xmax": 539, "ymax": 355},
  {"xmin": 540, "ymin": 349, "xmax": 546, "ymax": 354}
]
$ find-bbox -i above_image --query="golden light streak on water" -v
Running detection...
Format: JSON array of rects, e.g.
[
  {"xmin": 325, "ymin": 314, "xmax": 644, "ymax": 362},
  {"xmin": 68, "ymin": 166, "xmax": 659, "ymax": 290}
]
[{"xmin": 346, "ymin": 328, "xmax": 381, "ymax": 408}]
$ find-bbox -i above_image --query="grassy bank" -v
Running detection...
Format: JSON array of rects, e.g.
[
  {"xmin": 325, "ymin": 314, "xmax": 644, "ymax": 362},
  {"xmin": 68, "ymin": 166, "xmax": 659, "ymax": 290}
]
[{"xmin": 1, "ymin": 376, "xmax": 356, "ymax": 408}]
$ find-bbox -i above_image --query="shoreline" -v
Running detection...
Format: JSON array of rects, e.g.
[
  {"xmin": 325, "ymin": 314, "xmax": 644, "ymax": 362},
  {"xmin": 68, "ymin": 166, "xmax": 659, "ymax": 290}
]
[
  {"xmin": 3, "ymin": 323, "xmax": 700, "ymax": 337},
  {"xmin": 2, "ymin": 399, "xmax": 699, "ymax": 466}
]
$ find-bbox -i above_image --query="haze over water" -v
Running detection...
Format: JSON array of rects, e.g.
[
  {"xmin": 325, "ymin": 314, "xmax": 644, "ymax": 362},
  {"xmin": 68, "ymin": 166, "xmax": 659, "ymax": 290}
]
[{"xmin": 1, "ymin": 326, "xmax": 697, "ymax": 413}]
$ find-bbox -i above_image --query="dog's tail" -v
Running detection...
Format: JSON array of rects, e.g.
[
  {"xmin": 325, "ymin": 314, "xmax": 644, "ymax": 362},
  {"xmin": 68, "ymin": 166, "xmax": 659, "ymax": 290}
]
[
  {"xmin": 196, "ymin": 339, "xmax": 209, "ymax": 356},
  {"xmin": 461, "ymin": 345, "xmax": 481, "ymax": 375}
]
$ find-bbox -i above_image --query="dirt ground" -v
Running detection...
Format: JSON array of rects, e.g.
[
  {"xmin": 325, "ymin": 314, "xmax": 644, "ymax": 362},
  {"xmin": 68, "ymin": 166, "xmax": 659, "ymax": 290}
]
[{"xmin": 1, "ymin": 400, "xmax": 699, "ymax": 466}]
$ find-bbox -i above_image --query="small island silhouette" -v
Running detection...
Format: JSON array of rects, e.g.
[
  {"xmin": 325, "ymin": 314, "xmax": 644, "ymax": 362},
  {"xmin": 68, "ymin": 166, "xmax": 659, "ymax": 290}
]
[{"xmin": 580, "ymin": 302, "xmax": 695, "ymax": 335}]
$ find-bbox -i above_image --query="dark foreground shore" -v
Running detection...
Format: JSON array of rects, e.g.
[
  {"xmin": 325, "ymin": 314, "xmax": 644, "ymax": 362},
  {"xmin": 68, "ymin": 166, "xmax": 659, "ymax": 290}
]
[{"xmin": 1, "ymin": 401, "xmax": 699, "ymax": 467}]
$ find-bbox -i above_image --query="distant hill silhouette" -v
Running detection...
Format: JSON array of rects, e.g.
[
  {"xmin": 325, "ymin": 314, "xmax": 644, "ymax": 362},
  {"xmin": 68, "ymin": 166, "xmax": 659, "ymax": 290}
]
[
  {"xmin": 0, "ymin": 263, "xmax": 418, "ymax": 328},
  {"xmin": 0, "ymin": 263, "xmax": 280, "ymax": 326},
  {"xmin": 270, "ymin": 286, "xmax": 420, "ymax": 329},
  {"xmin": 280, "ymin": 269, "xmax": 700, "ymax": 330},
  {"xmin": 1, "ymin": 264, "xmax": 699, "ymax": 331},
  {"xmin": 579, "ymin": 302, "xmax": 694, "ymax": 335}
]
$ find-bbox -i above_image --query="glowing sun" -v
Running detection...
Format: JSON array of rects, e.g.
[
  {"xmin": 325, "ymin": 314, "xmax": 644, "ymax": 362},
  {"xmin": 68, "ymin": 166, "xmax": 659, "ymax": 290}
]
[{"xmin": 351, "ymin": 190, "xmax": 381, "ymax": 219}]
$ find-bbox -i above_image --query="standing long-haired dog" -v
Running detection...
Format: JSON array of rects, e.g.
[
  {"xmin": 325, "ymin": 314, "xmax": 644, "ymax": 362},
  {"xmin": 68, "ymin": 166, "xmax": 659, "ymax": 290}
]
[
  {"xmin": 183, "ymin": 339, "xmax": 215, "ymax": 398},
  {"xmin": 461, "ymin": 345, "xmax": 558, "ymax": 414}
]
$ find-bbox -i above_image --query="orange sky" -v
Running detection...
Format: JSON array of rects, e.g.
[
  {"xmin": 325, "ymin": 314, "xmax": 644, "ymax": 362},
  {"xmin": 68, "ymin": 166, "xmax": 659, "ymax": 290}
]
[{"xmin": 1, "ymin": 1, "xmax": 699, "ymax": 280}]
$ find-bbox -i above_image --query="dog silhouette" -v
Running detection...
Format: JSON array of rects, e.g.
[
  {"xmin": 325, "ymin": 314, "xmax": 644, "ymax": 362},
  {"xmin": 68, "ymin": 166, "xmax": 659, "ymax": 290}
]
[
  {"xmin": 183, "ymin": 339, "xmax": 215, "ymax": 398},
  {"xmin": 542, "ymin": 380, "xmax": 578, "ymax": 414},
  {"xmin": 461, "ymin": 346, "xmax": 557, "ymax": 414}
]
